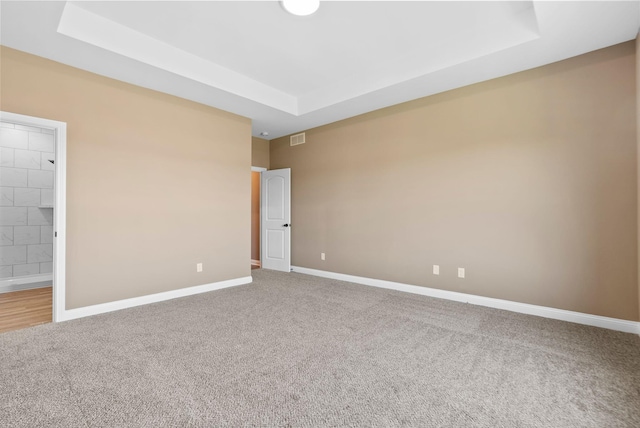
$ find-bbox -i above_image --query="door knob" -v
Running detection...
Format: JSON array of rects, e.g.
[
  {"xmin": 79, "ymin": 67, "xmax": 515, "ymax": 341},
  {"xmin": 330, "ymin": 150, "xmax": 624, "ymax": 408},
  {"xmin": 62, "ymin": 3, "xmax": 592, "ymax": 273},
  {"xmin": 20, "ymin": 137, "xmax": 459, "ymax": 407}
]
[{"xmin": 283, "ymin": 224, "xmax": 290, "ymax": 227}]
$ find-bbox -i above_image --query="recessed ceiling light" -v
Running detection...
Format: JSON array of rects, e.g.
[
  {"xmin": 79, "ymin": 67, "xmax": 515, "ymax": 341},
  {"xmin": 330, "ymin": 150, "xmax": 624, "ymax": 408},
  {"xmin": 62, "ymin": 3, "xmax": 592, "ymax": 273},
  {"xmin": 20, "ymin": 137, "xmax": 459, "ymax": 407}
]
[{"xmin": 281, "ymin": 0, "xmax": 320, "ymax": 17}]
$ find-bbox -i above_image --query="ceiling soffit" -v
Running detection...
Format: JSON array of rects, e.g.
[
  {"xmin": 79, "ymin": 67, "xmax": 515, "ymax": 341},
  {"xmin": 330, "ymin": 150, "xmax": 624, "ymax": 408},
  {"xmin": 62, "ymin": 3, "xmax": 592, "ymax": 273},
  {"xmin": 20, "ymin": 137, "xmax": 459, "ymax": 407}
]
[{"xmin": 57, "ymin": 1, "xmax": 539, "ymax": 116}]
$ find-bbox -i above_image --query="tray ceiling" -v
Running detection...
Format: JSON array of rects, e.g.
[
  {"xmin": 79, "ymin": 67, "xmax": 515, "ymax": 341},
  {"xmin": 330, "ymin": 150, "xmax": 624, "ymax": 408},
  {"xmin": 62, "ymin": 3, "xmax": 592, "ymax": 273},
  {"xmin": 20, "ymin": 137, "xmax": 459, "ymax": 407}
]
[{"xmin": 1, "ymin": 1, "xmax": 639, "ymax": 138}]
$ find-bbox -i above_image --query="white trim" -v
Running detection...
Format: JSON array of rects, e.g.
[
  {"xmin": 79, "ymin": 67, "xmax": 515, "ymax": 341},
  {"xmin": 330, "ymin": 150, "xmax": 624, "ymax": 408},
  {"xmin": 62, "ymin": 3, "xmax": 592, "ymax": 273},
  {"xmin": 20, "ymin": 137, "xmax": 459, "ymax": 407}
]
[
  {"xmin": 251, "ymin": 166, "xmax": 267, "ymax": 172},
  {"xmin": 0, "ymin": 282, "xmax": 51, "ymax": 294},
  {"xmin": 0, "ymin": 274, "xmax": 53, "ymax": 294},
  {"xmin": 58, "ymin": 276, "xmax": 252, "ymax": 322},
  {"xmin": 291, "ymin": 266, "xmax": 640, "ymax": 335},
  {"xmin": 0, "ymin": 111, "xmax": 67, "ymax": 323},
  {"xmin": 251, "ymin": 259, "xmax": 261, "ymax": 267}
]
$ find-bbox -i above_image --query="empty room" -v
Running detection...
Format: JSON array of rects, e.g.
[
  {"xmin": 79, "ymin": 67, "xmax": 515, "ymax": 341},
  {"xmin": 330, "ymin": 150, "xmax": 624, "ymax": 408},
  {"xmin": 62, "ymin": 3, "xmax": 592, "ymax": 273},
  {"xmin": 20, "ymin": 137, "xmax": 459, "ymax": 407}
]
[{"xmin": 1, "ymin": 1, "xmax": 639, "ymax": 427}]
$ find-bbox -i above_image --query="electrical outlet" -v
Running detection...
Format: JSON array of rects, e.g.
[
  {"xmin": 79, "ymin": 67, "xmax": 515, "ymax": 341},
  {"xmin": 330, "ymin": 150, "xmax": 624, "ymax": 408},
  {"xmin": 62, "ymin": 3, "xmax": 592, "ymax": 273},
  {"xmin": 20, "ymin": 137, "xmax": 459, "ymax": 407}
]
[
  {"xmin": 433, "ymin": 265, "xmax": 440, "ymax": 275},
  {"xmin": 197, "ymin": 263, "xmax": 203, "ymax": 273},
  {"xmin": 321, "ymin": 253, "xmax": 325, "ymax": 261},
  {"xmin": 458, "ymin": 267, "xmax": 465, "ymax": 278}
]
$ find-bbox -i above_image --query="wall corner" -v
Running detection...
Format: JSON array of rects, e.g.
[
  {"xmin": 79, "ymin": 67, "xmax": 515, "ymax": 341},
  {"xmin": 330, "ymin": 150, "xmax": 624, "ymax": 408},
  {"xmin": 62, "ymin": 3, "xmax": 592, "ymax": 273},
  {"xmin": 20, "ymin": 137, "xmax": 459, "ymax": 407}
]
[{"xmin": 636, "ymin": 32, "xmax": 640, "ymax": 322}]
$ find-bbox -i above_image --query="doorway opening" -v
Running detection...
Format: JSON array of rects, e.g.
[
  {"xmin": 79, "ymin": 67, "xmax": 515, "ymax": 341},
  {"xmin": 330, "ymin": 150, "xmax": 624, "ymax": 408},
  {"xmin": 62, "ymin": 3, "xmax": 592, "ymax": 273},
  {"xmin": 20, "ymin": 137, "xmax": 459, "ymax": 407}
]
[
  {"xmin": 0, "ymin": 111, "xmax": 67, "ymax": 331},
  {"xmin": 251, "ymin": 167, "xmax": 267, "ymax": 270}
]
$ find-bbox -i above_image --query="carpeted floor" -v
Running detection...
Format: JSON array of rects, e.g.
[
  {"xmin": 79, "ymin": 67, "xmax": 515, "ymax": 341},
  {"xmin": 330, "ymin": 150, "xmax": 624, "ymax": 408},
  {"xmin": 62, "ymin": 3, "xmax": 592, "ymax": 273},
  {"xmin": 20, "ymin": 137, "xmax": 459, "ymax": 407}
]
[{"xmin": 1, "ymin": 269, "xmax": 639, "ymax": 427}]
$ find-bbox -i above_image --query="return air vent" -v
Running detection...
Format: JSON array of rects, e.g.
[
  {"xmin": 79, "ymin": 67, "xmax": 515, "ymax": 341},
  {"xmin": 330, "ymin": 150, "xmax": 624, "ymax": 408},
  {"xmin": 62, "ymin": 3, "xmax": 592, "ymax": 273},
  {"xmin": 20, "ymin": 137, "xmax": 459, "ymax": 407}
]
[{"xmin": 290, "ymin": 132, "xmax": 306, "ymax": 146}]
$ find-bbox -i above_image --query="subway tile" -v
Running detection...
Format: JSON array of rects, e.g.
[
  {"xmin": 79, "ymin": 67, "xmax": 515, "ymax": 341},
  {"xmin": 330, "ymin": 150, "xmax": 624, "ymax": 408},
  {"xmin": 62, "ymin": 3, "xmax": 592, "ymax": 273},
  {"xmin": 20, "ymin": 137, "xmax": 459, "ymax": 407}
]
[
  {"xmin": 28, "ymin": 169, "xmax": 54, "ymax": 189},
  {"xmin": 16, "ymin": 124, "xmax": 41, "ymax": 133},
  {"xmin": 0, "ymin": 187, "xmax": 13, "ymax": 206},
  {"xmin": 14, "ymin": 188, "xmax": 40, "ymax": 207},
  {"xmin": 0, "ymin": 167, "xmax": 28, "ymax": 187},
  {"xmin": 27, "ymin": 244, "xmax": 53, "ymax": 263},
  {"xmin": 0, "ymin": 245, "xmax": 27, "ymax": 265},
  {"xmin": 28, "ymin": 133, "xmax": 54, "ymax": 152},
  {"xmin": 14, "ymin": 226, "xmax": 40, "ymax": 245},
  {"xmin": 39, "ymin": 262, "xmax": 53, "ymax": 274},
  {"xmin": 0, "ymin": 265, "xmax": 12, "ymax": 278},
  {"xmin": 0, "ymin": 148, "xmax": 14, "ymax": 167},
  {"xmin": 40, "ymin": 226, "xmax": 53, "ymax": 244},
  {"xmin": 0, "ymin": 227, "xmax": 13, "ymax": 246},
  {"xmin": 0, "ymin": 122, "xmax": 15, "ymax": 129},
  {"xmin": 40, "ymin": 189, "xmax": 54, "ymax": 207},
  {"xmin": 0, "ymin": 128, "xmax": 28, "ymax": 149},
  {"xmin": 13, "ymin": 263, "xmax": 39, "ymax": 277},
  {"xmin": 0, "ymin": 207, "xmax": 27, "ymax": 226},
  {"xmin": 41, "ymin": 152, "xmax": 55, "ymax": 171},
  {"xmin": 14, "ymin": 149, "xmax": 41, "ymax": 169},
  {"xmin": 27, "ymin": 207, "xmax": 53, "ymax": 226}
]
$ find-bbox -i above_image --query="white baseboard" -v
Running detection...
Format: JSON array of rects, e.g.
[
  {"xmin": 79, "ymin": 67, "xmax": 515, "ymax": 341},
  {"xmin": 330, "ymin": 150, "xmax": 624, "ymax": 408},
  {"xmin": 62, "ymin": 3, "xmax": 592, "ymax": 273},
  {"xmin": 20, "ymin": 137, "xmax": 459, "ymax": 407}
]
[
  {"xmin": 291, "ymin": 266, "xmax": 640, "ymax": 335},
  {"xmin": 251, "ymin": 259, "xmax": 261, "ymax": 267},
  {"xmin": 0, "ymin": 281, "xmax": 52, "ymax": 294},
  {"xmin": 59, "ymin": 276, "xmax": 253, "ymax": 322}
]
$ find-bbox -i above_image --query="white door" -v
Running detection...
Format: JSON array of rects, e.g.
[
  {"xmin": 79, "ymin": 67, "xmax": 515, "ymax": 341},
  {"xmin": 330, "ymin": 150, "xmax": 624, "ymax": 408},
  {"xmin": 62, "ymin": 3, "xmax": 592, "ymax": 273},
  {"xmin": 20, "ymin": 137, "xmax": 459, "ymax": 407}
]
[{"xmin": 261, "ymin": 168, "xmax": 291, "ymax": 272}]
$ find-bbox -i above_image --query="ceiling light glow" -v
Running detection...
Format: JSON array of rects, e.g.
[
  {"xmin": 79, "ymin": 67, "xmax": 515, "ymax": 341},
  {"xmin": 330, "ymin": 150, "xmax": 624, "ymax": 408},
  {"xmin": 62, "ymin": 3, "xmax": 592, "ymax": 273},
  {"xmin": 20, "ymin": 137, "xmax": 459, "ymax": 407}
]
[{"xmin": 282, "ymin": 0, "xmax": 320, "ymax": 17}]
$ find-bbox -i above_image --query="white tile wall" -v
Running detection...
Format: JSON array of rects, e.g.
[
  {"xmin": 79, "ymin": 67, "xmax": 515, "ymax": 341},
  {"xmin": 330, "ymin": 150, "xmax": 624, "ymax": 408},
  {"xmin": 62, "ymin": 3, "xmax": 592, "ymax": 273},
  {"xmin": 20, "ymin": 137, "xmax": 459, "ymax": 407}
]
[
  {"xmin": 14, "ymin": 188, "xmax": 40, "ymax": 207},
  {"xmin": 0, "ymin": 207, "xmax": 28, "ymax": 226},
  {"xmin": 1, "ymin": 187, "xmax": 14, "ymax": 206},
  {"xmin": 28, "ymin": 133, "xmax": 54, "ymax": 152},
  {"xmin": 13, "ymin": 263, "xmax": 39, "ymax": 277},
  {"xmin": 0, "ymin": 128, "xmax": 29, "ymax": 149},
  {"xmin": 0, "ymin": 122, "xmax": 56, "ymax": 278},
  {"xmin": 28, "ymin": 169, "xmax": 54, "ymax": 189},
  {"xmin": 40, "ymin": 189, "xmax": 53, "ymax": 207},
  {"xmin": 40, "ymin": 225, "xmax": 54, "ymax": 244},
  {"xmin": 41, "ymin": 152, "xmax": 55, "ymax": 171},
  {"xmin": 14, "ymin": 226, "xmax": 41, "ymax": 245},
  {"xmin": 1, "ymin": 245, "xmax": 27, "ymax": 265},
  {"xmin": 0, "ymin": 167, "xmax": 28, "ymax": 187},
  {"xmin": 0, "ymin": 266, "xmax": 12, "ymax": 278},
  {"xmin": 14, "ymin": 149, "xmax": 41, "ymax": 169},
  {"xmin": 27, "ymin": 244, "xmax": 53, "ymax": 263},
  {"xmin": 0, "ymin": 227, "xmax": 13, "ymax": 246},
  {"xmin": 39, "ymin": 262, "xmax": 53, "ymax": 274},
  {"xmin": 28, "ymin": 207, "xmax": 53, "ymax": 226},
  {"xmin": 0, "ymin": 148, "xmax": 14, "ymax": 167}
]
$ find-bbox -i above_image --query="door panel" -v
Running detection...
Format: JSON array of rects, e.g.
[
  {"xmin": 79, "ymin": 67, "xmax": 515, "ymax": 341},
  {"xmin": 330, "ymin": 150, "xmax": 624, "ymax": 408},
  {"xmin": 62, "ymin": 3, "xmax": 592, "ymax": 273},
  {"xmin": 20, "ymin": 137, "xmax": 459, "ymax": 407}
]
[
  {"xmin": 267, "ymin": 230, "xmax": 285, "ymax": 259},
  {"xmin": 261, "ymin": 169, "xmax": 291, "ymax": 272},
  {"xmin": 266, "ymin": 176, "xmax": 285, "ymax": 220}
]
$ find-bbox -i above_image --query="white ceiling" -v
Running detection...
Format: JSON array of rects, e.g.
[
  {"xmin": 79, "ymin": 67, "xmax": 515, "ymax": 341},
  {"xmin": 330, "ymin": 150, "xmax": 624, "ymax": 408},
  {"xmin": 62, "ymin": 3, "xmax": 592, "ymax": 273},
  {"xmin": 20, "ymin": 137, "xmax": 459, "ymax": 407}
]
[{"xmin": 1, "ymin": 1, "xmax": 639, "ymax": 139}]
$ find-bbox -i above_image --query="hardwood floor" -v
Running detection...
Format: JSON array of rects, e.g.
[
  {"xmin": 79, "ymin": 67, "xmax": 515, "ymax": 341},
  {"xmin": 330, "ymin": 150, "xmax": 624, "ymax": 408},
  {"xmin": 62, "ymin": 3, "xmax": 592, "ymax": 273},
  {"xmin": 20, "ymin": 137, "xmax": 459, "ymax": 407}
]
[{"xmin": 0, "ymin": 287, "xmax": 52, "ymax": 334}]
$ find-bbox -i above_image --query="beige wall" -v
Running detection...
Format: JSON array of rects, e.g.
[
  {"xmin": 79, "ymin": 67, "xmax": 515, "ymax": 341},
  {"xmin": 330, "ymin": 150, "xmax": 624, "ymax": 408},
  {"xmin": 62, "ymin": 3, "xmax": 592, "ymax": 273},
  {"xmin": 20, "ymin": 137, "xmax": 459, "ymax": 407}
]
[
  {"xmin": 271, "ymin": 41, "xmax": 638, "ymax": 321},
  {"xmin": 1, "ymin": 47, "xmax": 251, "ymax": 309},
  {"xmin": 252, "ymin": 137, "xmax": 269, "ymax": 169}
]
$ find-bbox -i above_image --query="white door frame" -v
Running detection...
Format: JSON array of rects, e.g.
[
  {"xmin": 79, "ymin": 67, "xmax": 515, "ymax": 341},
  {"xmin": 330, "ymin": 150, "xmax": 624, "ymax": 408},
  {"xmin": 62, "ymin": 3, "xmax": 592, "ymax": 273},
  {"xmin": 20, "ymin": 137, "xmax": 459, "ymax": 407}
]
[
  {"xmin": 1, "ymin": 111, "xmax": 67, "ymax": 322},
  {"xmin": 260, "ymin": 168, "xmax": 291, "ymax": 272},
  {"xmin": 251, "ymin": 166, "xmax": 267, "ymax": 266}
]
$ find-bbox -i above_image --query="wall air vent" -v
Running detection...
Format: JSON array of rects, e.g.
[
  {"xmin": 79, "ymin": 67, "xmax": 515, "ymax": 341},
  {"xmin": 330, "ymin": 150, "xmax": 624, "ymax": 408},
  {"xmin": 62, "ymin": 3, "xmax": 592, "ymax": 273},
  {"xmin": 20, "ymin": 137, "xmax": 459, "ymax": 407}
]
[{"xmin": 290, "ymin": 132, "xmax": 306, "ymax": 146}]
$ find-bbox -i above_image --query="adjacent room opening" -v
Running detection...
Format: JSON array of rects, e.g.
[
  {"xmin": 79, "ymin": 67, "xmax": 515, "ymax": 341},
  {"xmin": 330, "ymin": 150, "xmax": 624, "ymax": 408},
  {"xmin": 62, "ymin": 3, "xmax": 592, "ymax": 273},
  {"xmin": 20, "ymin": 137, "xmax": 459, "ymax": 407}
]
[
  {"xmin": 0, "ymin": 117, "xmax": 56, "ymax": 332},
  {"xmin": 251, "ymin": 167, "xmax": 266, "ymax": 269}
]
